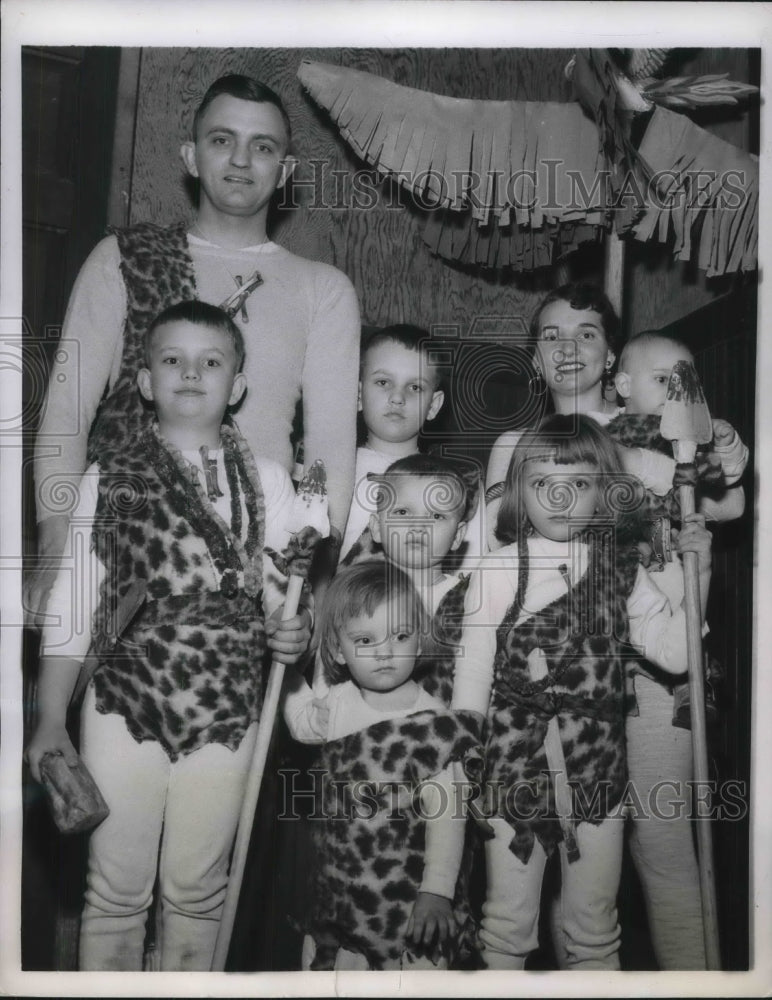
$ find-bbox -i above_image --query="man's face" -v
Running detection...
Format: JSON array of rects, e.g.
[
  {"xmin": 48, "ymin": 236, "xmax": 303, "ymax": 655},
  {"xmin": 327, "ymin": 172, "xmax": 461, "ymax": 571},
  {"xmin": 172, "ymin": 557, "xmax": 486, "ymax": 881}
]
[
  {"xmin": 181, "ymin": 95, "xmax": 293, "ymax": 219},
  {"xmin": 616, "ymin": 339, "xmax": 694, "ymax": 416}
]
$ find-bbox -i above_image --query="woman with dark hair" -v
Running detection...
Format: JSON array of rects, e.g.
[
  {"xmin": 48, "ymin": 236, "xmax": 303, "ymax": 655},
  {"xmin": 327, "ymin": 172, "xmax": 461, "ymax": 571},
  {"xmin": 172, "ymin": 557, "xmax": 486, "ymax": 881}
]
[
  {"xmin": 485, "ymin": 282, "xmax": 644, "ymax": 550},
  {"xmin": 482, "ymin": 283, "xmax": 746, "ymax": 970}
]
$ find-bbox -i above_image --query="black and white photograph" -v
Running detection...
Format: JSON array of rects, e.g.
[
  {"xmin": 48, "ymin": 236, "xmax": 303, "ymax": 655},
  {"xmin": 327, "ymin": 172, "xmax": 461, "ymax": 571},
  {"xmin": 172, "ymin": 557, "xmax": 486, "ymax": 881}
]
[{"xmin": 1, "ymin": 1, "xmax": 770, "ymax": 995}]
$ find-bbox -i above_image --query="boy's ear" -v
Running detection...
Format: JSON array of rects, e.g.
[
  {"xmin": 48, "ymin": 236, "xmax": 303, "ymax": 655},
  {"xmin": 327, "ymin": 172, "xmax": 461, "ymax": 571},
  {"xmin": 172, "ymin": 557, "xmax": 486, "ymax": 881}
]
[
  {"xmin": 369, "ymin": 511, "xmax": 382, "ymax": 544},
  {"xmin": 451, "ymin": 520, "xmax": 468, "ymax": 552},
  {"xmin": 426, "ymin": 388, "xmax": 444, "ymax": 422},
  {"xmin": 614, "ymin": 371, "xmax": 631, "ymax": 400},
  {"xmin": 180, "ymin": 141, "xmax": 199, "ymax": 179},
  {"xmin": 278, "ymin": 156, "xmax": 298, "ymax": 188},
  {"xmin": 229, "ymin": 372, "xmax": 247, "ymax": 406},
  {"xmin": 137, "ymin": 368, "xmax": 154, "ymax": 402}
]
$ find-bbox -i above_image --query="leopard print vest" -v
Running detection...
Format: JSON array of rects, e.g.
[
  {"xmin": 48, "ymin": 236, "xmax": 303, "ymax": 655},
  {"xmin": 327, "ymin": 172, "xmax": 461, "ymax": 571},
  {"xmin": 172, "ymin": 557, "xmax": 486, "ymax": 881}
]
[
  {"xmin": 87, "ymin": 222, "xmax": 197, "ymax": 466},
  {"xmin": 486, "ymin": 533, "xmax": 640, "ymax": 862},
  {"xmin": 414, "ymin": 574, "xmax": 472, "ymax": 707},
  {"xmin": 87, "ymin": 424, "xmax": 267, "ymax": 761},
  {"xmin": 307, "ymin": 709, "xmax": 483, "ymax": 970}
]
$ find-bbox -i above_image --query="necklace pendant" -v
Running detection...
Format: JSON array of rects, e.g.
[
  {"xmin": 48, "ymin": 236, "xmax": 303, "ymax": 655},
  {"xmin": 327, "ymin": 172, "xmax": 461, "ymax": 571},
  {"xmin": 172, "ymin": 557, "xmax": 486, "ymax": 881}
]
[{"xmin": 199, "ymin": 446, "xmax": 224, "ymax": 501}]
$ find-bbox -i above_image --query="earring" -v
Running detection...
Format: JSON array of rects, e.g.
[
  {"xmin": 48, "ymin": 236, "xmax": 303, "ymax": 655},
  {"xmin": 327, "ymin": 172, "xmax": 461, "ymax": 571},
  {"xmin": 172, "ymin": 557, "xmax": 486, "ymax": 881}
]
[
  {"xmin": 528, "ymin": 368, "xmax": 547, "ymax": 396},
  {"xmin": 601, "ymin": 358, "xmax": 615, "ymax": 392}
]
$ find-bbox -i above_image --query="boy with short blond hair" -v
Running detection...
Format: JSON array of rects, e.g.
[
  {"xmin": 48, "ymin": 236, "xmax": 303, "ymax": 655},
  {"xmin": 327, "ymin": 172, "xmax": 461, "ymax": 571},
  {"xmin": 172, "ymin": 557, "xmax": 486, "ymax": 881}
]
[
  {"xmin": 369, "ymin": 453, "xmax": 477, "ymax": 706},
  {"xmin": 340, "ymin": 325, "xmax": 445, "ymax": 562},
  {"xmin": 27, "ymin": 300, "xmax": 311, "ymax": 971}
]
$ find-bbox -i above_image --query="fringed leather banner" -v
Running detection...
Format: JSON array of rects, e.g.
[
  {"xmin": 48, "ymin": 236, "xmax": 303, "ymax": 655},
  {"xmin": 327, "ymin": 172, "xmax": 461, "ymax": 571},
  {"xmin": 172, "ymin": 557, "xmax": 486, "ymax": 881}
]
[
  {"xmin": 297, "ymin": 59, "xmax": 757, "ymax": 277},
  {"xmin": 297, "ymin": 59, "xmax": 609, "ymax": 271},
  {"xmin": 629, "ymin": 105, "xmax": 758, "ymax": 276}
]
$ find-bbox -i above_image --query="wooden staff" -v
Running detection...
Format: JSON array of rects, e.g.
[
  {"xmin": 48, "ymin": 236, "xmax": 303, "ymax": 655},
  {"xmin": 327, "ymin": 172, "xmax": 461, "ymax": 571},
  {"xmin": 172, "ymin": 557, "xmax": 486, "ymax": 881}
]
[
  {"xmin": 211, "ymin": 462, "xmax": 328, "ymax": 971},
  {"xmin": 660, "ymin": 362, "xmax": 721, "ymax": 969}
]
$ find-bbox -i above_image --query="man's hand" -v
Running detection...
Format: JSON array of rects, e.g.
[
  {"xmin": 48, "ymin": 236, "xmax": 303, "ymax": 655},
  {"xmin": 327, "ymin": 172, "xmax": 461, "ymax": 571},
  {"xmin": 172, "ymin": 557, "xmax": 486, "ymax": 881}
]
[
  {"xmin": 265, "ymin": 606, "xmax": 312, "ymax": 664},
  {"xmin": 405, "ymin": 891, "xmax": 457, "ymax": 964},
  {"xmin": 25, "ymin": 720, "xmax": 78, "ymax": 784}
]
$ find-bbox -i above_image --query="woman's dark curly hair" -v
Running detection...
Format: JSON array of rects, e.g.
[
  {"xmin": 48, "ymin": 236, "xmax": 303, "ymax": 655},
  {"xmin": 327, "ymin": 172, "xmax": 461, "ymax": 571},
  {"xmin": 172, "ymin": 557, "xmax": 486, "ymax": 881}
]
[{"xmin": 529, "ymin": 282, "xmax": 620, "ymax": 358}]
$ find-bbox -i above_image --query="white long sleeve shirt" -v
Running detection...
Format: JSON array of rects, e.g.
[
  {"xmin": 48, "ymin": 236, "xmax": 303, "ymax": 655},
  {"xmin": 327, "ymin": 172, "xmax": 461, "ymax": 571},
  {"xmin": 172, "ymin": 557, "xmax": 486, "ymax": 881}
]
[{"xmin": 34, "ymin": 233, "xmax": 360, "ymax": 534}]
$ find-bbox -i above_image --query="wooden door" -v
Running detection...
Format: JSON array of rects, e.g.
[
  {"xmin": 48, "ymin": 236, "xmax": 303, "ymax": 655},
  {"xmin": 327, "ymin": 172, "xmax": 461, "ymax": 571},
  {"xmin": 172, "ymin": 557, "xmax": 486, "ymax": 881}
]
[{"xmin": 21, "ymin": 45, "xmax": 125, "ymax": 971}]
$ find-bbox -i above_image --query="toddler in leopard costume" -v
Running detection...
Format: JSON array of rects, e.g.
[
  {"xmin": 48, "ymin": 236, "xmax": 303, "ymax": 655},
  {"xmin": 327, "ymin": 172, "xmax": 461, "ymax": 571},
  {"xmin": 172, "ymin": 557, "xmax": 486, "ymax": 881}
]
[{"xmin": 283, "ymin": 560, "xmax": 482, "ymax": 970}]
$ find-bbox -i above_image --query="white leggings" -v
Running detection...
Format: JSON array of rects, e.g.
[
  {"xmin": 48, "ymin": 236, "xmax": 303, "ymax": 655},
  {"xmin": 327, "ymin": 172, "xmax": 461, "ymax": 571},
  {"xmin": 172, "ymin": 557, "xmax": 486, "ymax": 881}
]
[
  {"xmin": 626, "ymin": 674, "xmax": 706, "ymax": 969},
  {"xmin": 78, "ymin": 687, "xmax": 257, "ymax": 970},
  {"xmin": 480, "ymin": 815, "xmax": 623, "ymax": 970}
]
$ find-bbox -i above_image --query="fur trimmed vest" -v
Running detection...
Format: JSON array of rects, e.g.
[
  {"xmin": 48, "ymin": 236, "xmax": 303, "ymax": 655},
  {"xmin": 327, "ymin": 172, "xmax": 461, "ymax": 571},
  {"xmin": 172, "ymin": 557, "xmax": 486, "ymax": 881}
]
[
  {"xmin": 307, "ymin": 709, "xmax": 483, "ymax": 970},
  {"xmin": 88, "ymin": 423, "xmax": 267, "ymax": 760},
  {"xmin": 87, "ymin": 223, "xmax": 197, "ymax": 465},
  {"xmin": 486, "ymin": 533, "xmax": 640, "ymax": 863}
]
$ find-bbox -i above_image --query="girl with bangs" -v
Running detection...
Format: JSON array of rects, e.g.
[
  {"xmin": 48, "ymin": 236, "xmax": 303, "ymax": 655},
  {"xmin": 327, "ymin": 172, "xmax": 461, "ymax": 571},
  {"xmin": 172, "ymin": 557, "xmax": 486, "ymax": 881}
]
[{"xmin": 452, "ymin": 414, "xmax": 712, "ymax": 970}]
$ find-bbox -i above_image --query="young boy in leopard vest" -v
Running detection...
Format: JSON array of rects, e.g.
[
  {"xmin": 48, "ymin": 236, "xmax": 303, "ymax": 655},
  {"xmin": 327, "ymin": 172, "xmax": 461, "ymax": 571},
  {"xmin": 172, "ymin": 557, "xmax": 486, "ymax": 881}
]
[
  {"xmin": 26, "ymin": 301, "xmax": 312, "ymax": 971},
  {"xmin": 367, "ymin": 453, "xmax": 478, "ymax": 707},
  {"xmin": 340, "ymin": 325, "xmax": 484, "ymax": 569}
]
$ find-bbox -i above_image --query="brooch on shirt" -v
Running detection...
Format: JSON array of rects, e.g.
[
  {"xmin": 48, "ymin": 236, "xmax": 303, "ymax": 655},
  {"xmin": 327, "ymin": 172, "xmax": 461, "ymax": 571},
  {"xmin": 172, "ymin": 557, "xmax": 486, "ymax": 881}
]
[{"xmin": 219, "ymin": 270, "xmax": 263, "ymax": 323}]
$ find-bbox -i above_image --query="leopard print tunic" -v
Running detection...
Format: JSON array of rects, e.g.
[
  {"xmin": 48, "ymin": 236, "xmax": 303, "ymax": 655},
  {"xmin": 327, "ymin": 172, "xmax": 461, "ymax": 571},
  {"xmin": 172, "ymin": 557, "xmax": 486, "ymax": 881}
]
[
  {"xmin": 414, "ymin": 575, "xmax": 472, "ymax": 707},
  {"xmin": 486, "ymin": 534, "xmax": 640, "ymax": 863},
  {"xmin": 88, "ymin": 424, "xmax": 267, "ymax": 761},
  {"xmin": 87, "ymin": 222, "xmax": 197, "ymax": 467},
  {"xmin": 307, "ymin": 709, "xmax": 483, "ymax": 970}
]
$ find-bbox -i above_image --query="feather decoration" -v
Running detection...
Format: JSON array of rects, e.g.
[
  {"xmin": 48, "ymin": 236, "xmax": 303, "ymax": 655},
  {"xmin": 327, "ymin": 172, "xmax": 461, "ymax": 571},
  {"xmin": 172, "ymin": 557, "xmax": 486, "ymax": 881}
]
[
  {"xmin": 641, "ymin": 73, "xmax": 759, "ymax": 109},
  {"xmin": 627, "ymin": 48, "xmax": 670, "ymax": 81}
]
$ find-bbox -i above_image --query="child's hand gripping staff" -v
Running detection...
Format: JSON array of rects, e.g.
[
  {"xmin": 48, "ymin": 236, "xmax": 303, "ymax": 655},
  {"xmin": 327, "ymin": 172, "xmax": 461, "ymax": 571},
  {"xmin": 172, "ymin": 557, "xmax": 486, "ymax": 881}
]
[
  {"xmin": 212, "ymin": 461, "xmax": 329, "ymax": 971},
  {"xmin": 660, "ymin": 361, "xmax": 720, "ymax": 970}
]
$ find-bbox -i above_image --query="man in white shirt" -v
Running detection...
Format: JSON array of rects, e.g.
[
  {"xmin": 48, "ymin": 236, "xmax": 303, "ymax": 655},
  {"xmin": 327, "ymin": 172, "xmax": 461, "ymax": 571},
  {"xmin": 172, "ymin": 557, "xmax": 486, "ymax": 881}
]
[{"xmin": 29, "ymin": 74, "xmax": 360, "ymax": 620}]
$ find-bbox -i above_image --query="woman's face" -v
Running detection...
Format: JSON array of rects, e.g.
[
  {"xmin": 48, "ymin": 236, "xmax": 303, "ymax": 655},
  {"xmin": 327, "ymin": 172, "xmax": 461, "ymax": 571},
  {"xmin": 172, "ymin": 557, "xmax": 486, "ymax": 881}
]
[{"xmin": 534, "ymin": 300, "xmax": 614, "ymax": 400}]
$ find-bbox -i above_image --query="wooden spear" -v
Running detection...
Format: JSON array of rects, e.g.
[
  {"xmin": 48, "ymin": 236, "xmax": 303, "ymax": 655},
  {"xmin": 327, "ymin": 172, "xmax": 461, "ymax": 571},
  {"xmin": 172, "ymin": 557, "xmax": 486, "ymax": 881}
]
[
  {"xmin": 660, "ymin": 361, "xmax": 721, "ymax": 969},
  {"xmin": 211, "ymin": 460, "xmax": 329, "ymax": 971}
]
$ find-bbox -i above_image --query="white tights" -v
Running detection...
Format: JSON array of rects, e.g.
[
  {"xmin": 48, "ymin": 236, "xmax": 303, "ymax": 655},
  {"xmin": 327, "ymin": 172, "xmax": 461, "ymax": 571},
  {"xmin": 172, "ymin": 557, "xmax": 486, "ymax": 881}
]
[{"xmin": 78, "ymin": 687, "xmax": 257, "ymax": 970}]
